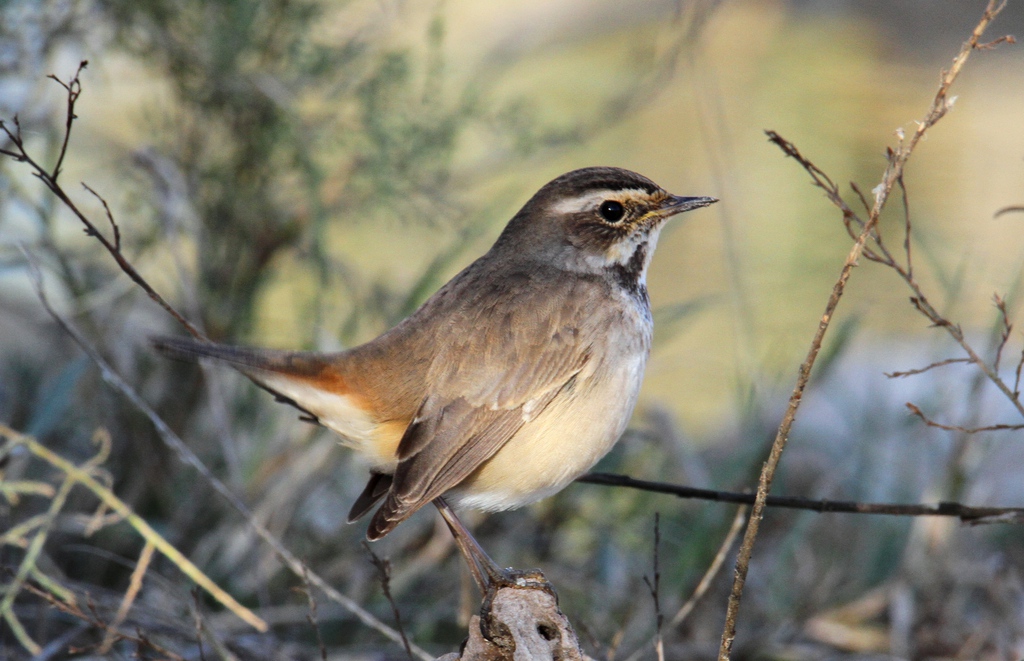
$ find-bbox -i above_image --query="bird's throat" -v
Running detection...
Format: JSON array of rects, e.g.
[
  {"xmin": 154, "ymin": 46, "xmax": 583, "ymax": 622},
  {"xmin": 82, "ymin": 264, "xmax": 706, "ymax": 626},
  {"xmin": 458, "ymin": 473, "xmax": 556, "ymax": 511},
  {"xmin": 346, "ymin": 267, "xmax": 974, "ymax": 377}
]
[{"xmin": 606, "ymin": 239, "xmax": 653, "ymax": 306}]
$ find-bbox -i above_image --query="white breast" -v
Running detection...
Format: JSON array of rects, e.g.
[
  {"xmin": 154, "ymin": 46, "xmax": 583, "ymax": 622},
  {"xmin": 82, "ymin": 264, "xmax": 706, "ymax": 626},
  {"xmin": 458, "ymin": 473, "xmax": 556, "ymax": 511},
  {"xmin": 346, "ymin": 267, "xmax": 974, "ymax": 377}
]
[{"xmin": 450, "ymin": 347, "xmax": 648, "ymax": 512}]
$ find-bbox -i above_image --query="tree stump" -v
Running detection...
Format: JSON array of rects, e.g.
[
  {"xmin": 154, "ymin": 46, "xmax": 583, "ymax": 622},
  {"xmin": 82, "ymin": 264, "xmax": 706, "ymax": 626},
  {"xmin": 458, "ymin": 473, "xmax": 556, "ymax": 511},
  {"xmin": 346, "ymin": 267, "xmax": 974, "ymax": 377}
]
[{"xmin": 437, "ymin": 571, "xmax": 593, "ymax": 661}]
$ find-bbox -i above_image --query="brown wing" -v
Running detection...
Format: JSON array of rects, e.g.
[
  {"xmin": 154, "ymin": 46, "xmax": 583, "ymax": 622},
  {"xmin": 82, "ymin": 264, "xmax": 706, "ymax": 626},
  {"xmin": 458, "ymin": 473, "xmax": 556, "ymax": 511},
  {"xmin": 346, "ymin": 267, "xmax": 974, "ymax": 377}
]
[
  {"xmin": 347, "ymin": 472, "xmax": 394, "ymax": 522},
  {"xmin": 365, "ymin": 271, "xmax": 598, "ymax": 540}
]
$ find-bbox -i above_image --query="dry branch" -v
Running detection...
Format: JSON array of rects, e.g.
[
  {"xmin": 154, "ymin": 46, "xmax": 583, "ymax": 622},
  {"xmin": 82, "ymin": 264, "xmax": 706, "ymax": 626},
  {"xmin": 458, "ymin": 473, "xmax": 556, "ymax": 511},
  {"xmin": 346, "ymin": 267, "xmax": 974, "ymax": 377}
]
[
  {"xmin": 19, "ymin": 250, "xmax": 433, "ymax": 660},
  {"xmin": 0, "ymin": 66, "xmax": 436, "ymax": 658},
  {"xmin": 717, "ymin": 3, "xmax": 1012, "ymax": 658},
  {"xmin": 0, "ymin": 63, "xmax": 204, "ymax": 339},
  {"xmin": 906, "ymin": 403, "xmax": 1024, "ymax": 435},
  {"xmin": 579, "ymin": 473, "xmax": 1024, "ymax": 523}
]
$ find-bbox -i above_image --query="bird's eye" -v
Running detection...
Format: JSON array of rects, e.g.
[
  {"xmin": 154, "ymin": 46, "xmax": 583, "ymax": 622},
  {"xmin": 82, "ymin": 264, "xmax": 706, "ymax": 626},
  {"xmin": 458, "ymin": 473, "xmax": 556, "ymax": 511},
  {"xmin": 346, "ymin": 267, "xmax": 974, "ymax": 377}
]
[{"xmin": 598, "ymin": 200, "xmax": 625, "ymax": 223}]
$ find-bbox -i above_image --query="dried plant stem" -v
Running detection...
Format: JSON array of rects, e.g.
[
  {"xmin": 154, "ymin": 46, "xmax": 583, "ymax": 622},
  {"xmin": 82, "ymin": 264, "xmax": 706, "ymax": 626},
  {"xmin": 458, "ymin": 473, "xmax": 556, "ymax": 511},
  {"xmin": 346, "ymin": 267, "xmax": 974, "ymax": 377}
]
[
  {"xmin": 363, "ymin": 542, "xmax": 415, "ymax": 661},
  {"xmin": 623, "ymin": 506, "xmax": 747, "ymax": 661},
  {"xmin": 21, "ymin": 255, "xmax": 434, "ymax": 660},
  {"xmin": 906, "ymin": 403, "xmax": 1024, "ymax": 434},
  {"xmin": 669, "ymin": 506, "xmax": 746, "ymax": 630},
  {"xmin": 0, "ymin": 425, "xmax": 267, "ymax": 635},
  {"xmin": 718, "ymin": 219, "xmax": 887, "ymax": 659},
  {"xmin": 99, "ymin": 540, "xmax": 156, "ymax": 653},
  {"xmin": 0, "ymin": 63, "xmax": 205, "ymax": 340},
  {"xmin": 0, "ymin": 451, "xmax": 77, "ymax": 654},
  {"xmin": 717, "ymin": 3, "xmax": 1007, "ymax": 658},
  {"xmin": 4, "ymin": 58, "xmax": 433, "ymax": 652}
]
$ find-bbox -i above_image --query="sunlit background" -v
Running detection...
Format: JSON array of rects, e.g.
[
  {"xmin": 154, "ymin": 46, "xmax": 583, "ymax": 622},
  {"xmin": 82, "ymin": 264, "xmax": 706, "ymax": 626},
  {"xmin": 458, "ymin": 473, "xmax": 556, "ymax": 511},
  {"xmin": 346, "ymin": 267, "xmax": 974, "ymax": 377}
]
[{"xmin": 3, "ymin": 1, "xmax": 1024, "ymax": 658}]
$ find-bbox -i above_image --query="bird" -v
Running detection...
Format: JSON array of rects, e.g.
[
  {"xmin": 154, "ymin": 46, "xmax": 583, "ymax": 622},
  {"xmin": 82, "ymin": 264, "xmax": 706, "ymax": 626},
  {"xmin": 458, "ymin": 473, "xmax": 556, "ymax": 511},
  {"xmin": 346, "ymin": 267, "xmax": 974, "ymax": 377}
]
[{"xmin": 154, "ymin": 166, "xmax": 716, "ymax": 590}]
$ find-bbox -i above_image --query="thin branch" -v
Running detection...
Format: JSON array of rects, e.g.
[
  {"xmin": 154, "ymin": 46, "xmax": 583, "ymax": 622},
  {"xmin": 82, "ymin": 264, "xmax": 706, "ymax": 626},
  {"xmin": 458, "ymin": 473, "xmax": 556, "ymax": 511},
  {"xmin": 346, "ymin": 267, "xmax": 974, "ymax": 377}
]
[
  {"xmin": 82, "ymin": 182, "xmax": 121, "ymax": 251},
  {"xmin": 98, "ymin": 541, "xmax": 155, "ymax": 654},
  {"xmin": 192, "ymin": 589, "xmax": 209, "ymax": 661},
  {"xmin": 992, "ymin": 294, "xmax": 1013, "ymax": 372},
  {"xmin": 362, "ymin": 542, "xmax": 415, "ymax": 661},
  {"xmin": 298, "ymin": 567, "xmax": 328, "ymax": 661},
  {"xmin": 640, "ymin": 513, "xmax": 664, "ymax": 661},
  {"xmin": 622, "ymin": 507, "xmax": 747, "ymax": 661},
  {"xmin": 1015, "ymin": 341, "xmax": 1024, "ymax": 398},
  {"xmin": 0, "ymin": 66, "xmax": 204, "ymax": 339},
  {"xmin": 720, "ymin": 11, "xmax": 1011, "ymax": 653},
  {"xmin": 897, "ymin": 174, "xmax": 913, "ymax": 279},
  {"xmin": 977, "ymin": 34, "xmax": 1016, "ymax": 50},
  {"xmin": 668, "ymin": 506, "xmax": 746, "ymax": 630},
  {"xmin": 885, "ymin": 357, "xmax": 972, "ymax": 378},
  {"xmin": 20, "ymin": 249, "xmax": 431, "ymax": 660},
  {"xmin": 578, "ymin": 473, "xmax": 1024, "ymax": 523},
  {"xmin": 906, "ymin": 402, "xmax": 1024, "ymax": 434},
  {"xmin": 47, "ymin": 60, "xmax": 88, "ymax": 183},
  {"xmin": 717, "ymin": 169, "xmax": 886, "ymax": 659}
]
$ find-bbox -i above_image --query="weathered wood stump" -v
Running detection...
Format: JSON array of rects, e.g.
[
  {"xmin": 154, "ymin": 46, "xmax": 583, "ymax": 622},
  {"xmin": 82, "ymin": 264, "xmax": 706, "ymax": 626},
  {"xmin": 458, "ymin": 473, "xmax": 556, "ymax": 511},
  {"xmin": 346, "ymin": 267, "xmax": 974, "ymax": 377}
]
[{"xmin": 437, "ymin": 570, "xmax": 593, "ymax": 661}]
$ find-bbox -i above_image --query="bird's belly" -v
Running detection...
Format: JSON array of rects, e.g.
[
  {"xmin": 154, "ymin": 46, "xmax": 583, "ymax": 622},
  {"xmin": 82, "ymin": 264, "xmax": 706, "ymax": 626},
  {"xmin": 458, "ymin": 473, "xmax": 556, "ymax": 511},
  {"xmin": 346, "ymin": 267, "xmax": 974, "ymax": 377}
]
[{"xmin": 449, "ymin": 350, "xmax": 647, "ymax": 512}]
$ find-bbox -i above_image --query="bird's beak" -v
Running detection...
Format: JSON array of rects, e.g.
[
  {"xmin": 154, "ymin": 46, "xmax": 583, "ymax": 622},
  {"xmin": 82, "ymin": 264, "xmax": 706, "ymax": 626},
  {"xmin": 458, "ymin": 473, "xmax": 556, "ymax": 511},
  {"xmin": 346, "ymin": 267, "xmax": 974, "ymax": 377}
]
[{"xmin": 656, "ymin": 194, "xmax": 719, "ymax": 218}]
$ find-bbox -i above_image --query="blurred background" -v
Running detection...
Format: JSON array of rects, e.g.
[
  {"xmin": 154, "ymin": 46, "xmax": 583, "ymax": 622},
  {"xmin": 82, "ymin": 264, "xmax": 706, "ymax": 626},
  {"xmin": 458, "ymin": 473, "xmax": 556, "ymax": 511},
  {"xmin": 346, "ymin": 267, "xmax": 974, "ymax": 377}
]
[{"xmin": 2, "ymin": 0, "xmax": 1024, "ymax": 658}]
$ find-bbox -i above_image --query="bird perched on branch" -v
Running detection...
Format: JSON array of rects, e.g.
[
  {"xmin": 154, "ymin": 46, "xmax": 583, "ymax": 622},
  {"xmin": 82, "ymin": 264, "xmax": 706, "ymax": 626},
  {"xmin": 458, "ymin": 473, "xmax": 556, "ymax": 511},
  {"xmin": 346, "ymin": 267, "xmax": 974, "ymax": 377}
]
[{"xmin": 155, "ymin": 166, "xmax": 716, "ymax": 590}]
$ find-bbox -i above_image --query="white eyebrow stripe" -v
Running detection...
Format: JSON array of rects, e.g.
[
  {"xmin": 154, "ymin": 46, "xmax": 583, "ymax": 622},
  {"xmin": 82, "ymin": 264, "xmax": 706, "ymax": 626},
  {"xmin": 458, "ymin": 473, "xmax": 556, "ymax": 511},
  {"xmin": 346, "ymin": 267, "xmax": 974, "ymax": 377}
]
[{"xmin": 550, "ymin": 188, "xmax": 653, "ymax": 215}]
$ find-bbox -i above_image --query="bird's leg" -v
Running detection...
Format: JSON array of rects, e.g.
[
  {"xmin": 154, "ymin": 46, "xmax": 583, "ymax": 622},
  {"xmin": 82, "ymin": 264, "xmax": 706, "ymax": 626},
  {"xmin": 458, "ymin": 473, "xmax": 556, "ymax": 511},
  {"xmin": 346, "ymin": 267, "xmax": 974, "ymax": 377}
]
[
  {"xmin": 434, "ymin": 498, "xmax": 559, "ymax": 645},
  {"xmin": 433, "ymin": 497, "xmax": 508, "ymax": 593}
]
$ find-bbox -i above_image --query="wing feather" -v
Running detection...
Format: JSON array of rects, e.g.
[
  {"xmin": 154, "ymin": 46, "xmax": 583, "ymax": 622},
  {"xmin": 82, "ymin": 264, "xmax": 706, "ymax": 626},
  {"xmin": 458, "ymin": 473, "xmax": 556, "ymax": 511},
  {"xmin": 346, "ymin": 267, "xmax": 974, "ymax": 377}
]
[{"xmin": 366, "ymin": 271, "xmax": 602, "ymax": 539}]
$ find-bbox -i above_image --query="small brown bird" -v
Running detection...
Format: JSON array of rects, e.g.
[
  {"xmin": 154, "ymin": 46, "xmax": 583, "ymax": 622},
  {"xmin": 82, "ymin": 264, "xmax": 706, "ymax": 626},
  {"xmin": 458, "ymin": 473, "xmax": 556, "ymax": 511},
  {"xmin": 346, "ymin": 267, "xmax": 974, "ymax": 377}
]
[{"xmin": 155, "ymin": 167, "xmax": 716, "ymax": 588}]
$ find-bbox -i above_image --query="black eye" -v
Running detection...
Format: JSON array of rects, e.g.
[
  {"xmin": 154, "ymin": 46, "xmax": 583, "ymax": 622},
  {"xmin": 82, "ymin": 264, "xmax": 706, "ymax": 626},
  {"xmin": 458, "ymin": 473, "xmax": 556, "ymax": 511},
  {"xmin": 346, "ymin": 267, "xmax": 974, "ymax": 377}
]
[{"xmin": 598, "ymin": 200, "xmax": 625, "ymax": 223}]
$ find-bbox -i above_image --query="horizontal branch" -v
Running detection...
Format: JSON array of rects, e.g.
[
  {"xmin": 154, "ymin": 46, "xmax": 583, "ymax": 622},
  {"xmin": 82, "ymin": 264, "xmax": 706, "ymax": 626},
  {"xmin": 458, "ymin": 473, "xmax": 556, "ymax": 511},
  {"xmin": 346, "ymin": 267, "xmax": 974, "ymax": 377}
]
[
  {"xmin": 906, "ymin": 402, "xmax": 1024, "ymax": 434},
  {"xmin": 577, "ymin": 472, "xmax": 1024, "ymax": 524}
]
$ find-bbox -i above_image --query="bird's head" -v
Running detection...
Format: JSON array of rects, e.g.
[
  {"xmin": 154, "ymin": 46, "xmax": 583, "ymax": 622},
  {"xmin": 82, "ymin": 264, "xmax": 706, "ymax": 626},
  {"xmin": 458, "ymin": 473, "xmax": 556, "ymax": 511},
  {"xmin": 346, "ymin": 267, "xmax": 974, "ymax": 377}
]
[{"xmin": 496, "ymin": 167, "xmax": 717, "ymax": 283}]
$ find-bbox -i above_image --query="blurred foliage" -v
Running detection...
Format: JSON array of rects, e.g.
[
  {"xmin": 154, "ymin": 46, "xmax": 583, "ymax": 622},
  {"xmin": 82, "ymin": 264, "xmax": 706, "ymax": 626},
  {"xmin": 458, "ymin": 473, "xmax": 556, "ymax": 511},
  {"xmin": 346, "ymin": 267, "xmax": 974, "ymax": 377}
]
[{"xmin": 2, "ymin": 0, "xmax": 1024, "ymax": 659}]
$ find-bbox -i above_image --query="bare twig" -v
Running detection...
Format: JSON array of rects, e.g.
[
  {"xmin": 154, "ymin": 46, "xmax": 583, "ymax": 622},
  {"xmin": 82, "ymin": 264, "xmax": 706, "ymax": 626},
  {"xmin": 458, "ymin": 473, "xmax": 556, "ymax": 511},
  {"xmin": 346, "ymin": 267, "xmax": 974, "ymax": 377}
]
[
  {"xmin": 20, "ymin": 249, "xmax": 431, "ymax": 659},
  {"xmin": 298, "ymin": 567, "xmax": 328, "ymax": 661},
  {"xmin": 992, "ymin": 294, "xmax": 1013, "ymax": 371},
  {"xmin": 906, "ymin": 402, "xmax": 1024, "ymax": 434},
  {"xmin": 717, "ymin": 172, "xmax": 884, "ymax": 659},
  {"xmin": 0, "ymin": 64, "xmax": 204, "ymax": 339},
  {"xmin": 190, "ymin": 587, "xmax": 248, "ymax": 661},
  {"xmin": 82, "ymin": 182, "xmax": 121, "ymax": 251},
  {"xmin": 977, "ymin": 34, "xmax": 1016, "ymax": 50},
  {"xmin": 623, "ymin": 506, "xmax": 747, "ymax": 661},
  {"xmin": 98, "ymin": 540, "xmax": 155, "ymax": 653},
  {"xmin": 768, "ymin": 13, "xmax": 1023, "ymax": 423},
  {"xmin": 885, "ymin": 357, "xmax": 972, "ymax": 378},
  {"xmin": 897, "ymin": 174, "xmax": 913, "ymax": 279},
  {"xmin": 22, "ymin": 583, "xmax": 186, "ymax": 660},
  {"xmin": 1015, "ymin": 341, "xmax": 1024, "ymax": 398},
  {"xmin": 718, "ymin": 6, "xmax": 1010, "ymax": 655},
  {"xmin": 641, "ymin": 513, "xmax": 665, "ymax": 661},
  {"xmin": 363, "ymin": 542, "xmax": 415, "ymax": 661},
  {"xmin": 47, "ymin": 60, "xmax": 88, "ymax": 183},
  {"xmin": 578, "ymin": 472, "xmax": 1024, "ymax": 523}
]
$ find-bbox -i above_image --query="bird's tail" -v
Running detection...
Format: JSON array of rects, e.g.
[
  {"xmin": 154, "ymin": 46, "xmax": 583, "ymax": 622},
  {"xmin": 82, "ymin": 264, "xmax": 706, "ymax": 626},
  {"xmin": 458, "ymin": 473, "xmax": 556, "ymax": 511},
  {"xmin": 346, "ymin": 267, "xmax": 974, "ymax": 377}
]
[{"xmin": 151, "ymin": 335, "xmax": 348, "ymax": 426}]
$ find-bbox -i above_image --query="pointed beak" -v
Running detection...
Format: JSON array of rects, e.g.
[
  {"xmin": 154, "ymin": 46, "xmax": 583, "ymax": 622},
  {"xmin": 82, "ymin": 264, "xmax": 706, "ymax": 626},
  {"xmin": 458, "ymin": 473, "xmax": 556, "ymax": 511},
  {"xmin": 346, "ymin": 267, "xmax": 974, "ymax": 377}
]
[{"xmin": 656, "ymin": 194, "xmax": 719, "ymax": 218}]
